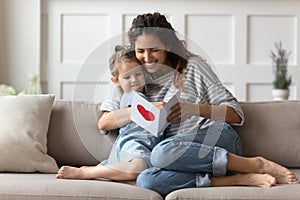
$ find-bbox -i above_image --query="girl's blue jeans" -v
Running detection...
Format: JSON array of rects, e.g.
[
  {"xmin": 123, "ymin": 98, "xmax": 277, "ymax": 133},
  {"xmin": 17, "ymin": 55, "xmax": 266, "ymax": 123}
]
[{"xmin": 136, "ymin": 122, "xmax": 242, "ymax": 197}]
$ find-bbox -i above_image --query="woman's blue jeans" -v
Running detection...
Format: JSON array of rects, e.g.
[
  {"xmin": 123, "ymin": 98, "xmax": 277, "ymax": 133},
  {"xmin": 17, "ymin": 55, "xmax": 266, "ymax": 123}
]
[{"xmin": 136, "ymin": 122, "xmax": 242, "ymax": 197}]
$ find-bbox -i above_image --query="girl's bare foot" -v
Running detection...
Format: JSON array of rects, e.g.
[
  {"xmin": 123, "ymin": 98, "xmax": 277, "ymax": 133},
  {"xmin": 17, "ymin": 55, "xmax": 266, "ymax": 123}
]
[
  {"xmin": 211, "ymin": 173, "xmax": 276, "ymax": 188},
  {"xmin": 255, "ymin": 157, "xmax": 298, "ymax": 184},
  {"xmin": 56, "ymin": 166, "xmax": 91, "ymax": 179}
]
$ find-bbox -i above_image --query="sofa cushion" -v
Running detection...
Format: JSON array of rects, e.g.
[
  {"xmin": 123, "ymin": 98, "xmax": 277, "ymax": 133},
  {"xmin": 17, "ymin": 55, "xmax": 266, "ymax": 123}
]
[
  {"xmin": 165, "ymin": 169, "xmax": 300, "ymax": 200},
  {"xmin": 0, "ymin": 173, "xmax": 163, "ymax": 200},
  {"xmin": 235, "ymin": 101, "xmax": 300, "ymax": 168},
  {"xmin": 47, "ymin": 100, "xmax": 118, "ymax": 166},
  {"xmin": 0, "ymin": 94, "xmax": 58, "ymax": 173}
]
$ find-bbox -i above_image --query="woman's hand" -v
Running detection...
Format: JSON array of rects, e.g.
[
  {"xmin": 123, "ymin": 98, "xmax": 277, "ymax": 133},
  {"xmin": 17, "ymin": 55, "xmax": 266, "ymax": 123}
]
[
  {"xmin": 167, "ymin": 102, "xmax": 199, "ymax": 122},
  {"xmin": 151, "ymin": 101, "xmax": 166, "ymax": 109}
]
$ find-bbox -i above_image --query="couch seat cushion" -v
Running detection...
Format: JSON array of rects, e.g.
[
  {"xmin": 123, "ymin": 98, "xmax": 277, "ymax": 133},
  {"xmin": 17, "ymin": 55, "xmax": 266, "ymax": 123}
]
[
  {"xmin": 0, "ymin": 173, "xmax": 163, "ymax": 200},
  {"xmin": 165, "ymin": 169, "xmax": 300, "ymax": 200}
]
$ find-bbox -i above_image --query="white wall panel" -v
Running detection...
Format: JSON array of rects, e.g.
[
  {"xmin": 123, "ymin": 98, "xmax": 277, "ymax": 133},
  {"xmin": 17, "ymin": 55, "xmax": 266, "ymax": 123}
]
[
  {"xmin": 186, "ymin": 15, "xmax": 235, "ymax": 65},
  {"xmin": 41, "ymin": 0, "xmax": 300, "ymax": 102},
  {"xmin": 61, "ymin": 14, "xmax": 110, "ymax": 64},
  {"xmin": 247, "ymin": 15, "xmax": 297, "ymax": 65},
  {"xmin": 247, "ymin": 83, "xmax": 273, "ymax": 101}
]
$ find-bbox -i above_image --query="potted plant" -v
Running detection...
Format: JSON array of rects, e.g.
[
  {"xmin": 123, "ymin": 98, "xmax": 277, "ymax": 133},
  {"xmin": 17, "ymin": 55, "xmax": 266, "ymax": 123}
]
[
  {"xmin": 0, "ymin": 73, "xmax": 42, "ymax": 96},
  {"xmin": 270, "ymin": 41, "xmax": 292, "ymax": 100}
]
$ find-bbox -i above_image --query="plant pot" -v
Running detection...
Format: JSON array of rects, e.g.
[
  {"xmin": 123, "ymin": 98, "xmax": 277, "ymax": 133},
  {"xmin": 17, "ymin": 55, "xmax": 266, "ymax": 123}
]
[{"xmin": 272, "ymin": 89, "xmax": 289, "ymax": 100}]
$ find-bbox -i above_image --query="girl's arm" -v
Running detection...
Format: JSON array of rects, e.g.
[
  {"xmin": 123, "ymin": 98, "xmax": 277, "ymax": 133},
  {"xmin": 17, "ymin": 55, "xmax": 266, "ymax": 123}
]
[
  {"xmin": 98, "ymin": 107, "xmax": 132, "ymax": 130},
  {"xmin": 99, "ymin": 102, "xmax": 166, "ymax": 130}
]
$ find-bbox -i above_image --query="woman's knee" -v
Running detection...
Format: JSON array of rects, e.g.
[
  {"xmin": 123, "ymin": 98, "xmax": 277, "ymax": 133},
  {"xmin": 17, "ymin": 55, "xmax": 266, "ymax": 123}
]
[
  {"xmin": 136, "ymin": 167, "xmax": 161, "ymax": 190},
  {"xmin": 150, "ymin": 140, "xmax": 177, "ymax": 168}
]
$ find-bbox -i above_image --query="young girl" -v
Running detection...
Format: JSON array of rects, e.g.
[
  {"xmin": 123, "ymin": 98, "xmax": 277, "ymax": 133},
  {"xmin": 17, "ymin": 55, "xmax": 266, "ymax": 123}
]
[{"xmin": 56, "ymin": 45, "xmax": 163, "ymax": 181}]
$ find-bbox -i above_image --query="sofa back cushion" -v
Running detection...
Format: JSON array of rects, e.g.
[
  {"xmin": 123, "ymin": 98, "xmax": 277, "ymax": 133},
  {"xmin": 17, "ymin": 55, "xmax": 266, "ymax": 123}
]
[
  {"xmin": 47, "ymin": 100, "xmax": 300, "ymax": 168},
  {"xmin": 47, "ymin": 100, "xmax": 118, "ymax": 166},
  {"xmin": 235, "ymin": 101, "xmax": 300, "ymax": 168}
]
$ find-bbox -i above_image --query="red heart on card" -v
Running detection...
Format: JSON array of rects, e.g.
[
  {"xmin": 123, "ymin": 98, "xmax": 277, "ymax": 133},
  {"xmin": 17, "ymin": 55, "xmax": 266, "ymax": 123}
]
[{"xmin": 137, "ymin": 104, "xmax": 155, "ymax": 121}]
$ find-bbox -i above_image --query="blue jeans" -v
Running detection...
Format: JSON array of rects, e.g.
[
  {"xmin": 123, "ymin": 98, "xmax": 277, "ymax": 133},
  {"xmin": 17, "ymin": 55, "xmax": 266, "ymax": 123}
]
[
  {"xmin": 100, "ymin": 92, "xmax": 163, "ymax": 167},
  {"xmin": 136, "ymin": 122, "xmax": 242, "ymax": 196}
]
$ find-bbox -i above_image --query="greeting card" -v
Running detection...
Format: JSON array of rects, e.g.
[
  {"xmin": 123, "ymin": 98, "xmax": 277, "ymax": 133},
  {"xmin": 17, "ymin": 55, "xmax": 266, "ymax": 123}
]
[{"xmin": 130, "ymin": 91, "xmax": 180, "ymax": 136}]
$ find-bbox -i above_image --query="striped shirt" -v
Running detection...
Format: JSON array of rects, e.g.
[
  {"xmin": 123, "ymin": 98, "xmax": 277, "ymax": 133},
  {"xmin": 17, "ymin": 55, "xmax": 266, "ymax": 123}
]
[{"xmin": 164, "ymin": 56, "xmax": 244, "ymax": 137}]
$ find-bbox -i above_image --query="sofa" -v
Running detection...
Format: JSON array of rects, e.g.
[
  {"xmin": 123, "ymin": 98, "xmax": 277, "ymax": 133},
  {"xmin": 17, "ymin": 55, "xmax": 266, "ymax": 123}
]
[{"xmin": 0, "ymin": 95, "xmax": 299, "ymax": 200}]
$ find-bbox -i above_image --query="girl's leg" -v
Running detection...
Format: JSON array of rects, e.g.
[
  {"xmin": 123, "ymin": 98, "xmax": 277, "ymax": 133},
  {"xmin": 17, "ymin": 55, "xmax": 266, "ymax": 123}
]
[{"xmin": 56, "ymin": 158, "xmax": 147, "ymax": 181}]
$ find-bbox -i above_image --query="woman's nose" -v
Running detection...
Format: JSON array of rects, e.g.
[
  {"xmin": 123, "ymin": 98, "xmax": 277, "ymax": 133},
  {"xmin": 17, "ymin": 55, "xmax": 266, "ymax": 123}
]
[{"xmin": 143, "ymin": 50, "xmax": 151, "ymax": 63}]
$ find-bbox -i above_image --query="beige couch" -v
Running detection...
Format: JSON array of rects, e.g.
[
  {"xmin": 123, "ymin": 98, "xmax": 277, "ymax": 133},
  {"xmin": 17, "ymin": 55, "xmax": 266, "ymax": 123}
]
[{"xmin": 1, "ymin": 99, "xmax": 300, "ymax": 200}]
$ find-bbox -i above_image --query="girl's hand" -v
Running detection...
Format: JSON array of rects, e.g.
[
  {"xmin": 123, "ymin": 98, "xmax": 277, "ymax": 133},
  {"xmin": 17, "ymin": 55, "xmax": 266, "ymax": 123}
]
[{"xmin": 167, "ymin": 102, "xmax": 199, "ymax": 122}]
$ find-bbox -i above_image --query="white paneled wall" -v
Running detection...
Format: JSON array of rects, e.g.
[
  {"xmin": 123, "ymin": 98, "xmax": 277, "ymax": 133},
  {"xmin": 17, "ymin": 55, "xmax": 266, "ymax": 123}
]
[
  {"xmin": 41, "ymin": 0, "xmax": 300, "ymax": 102},
  {"xmin": 0, "ymin": 0, "xmax": 40, "ymax": 91}
]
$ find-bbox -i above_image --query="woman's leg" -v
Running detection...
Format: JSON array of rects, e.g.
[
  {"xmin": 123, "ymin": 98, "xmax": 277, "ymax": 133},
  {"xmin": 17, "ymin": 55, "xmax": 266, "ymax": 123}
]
[
  {"xmin": 226, "ymin": 153, "xmax": 298, "ymax": 184},
  {"xmin": 137, "ymin": 167, "xmax": 202, "ymax": 197},
  {"xmin": 137, "ymin": 167, "xmax": 276, "ymax": 197},
  {"xmin": 150, "ymin": 122, "xmax": 298, "ymax": 184},
  {"xmin": 151, "ymin": 122, "xmax": 240, "ymax": 176}
]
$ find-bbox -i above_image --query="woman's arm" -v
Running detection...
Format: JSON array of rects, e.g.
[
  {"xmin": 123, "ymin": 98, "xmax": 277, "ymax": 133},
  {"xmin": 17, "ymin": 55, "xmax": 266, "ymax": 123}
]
[
  {"xmin": 168, "ymin": 102, "xmax": 241, "ymax": 124},
  {"xmin": 98, "ymin": 107, "xmax": 132, "ymax": 130},
  {"xmin": 198, "ymin": 104, "xmax": 242, "ymax": 123}
]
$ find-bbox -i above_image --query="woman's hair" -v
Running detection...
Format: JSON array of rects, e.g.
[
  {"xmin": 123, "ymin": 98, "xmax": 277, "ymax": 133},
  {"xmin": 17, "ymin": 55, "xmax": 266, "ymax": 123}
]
[
  {"xmin": 128, "ymin": 12, "xmax": 193, "ymax": 87},
  {"xmin": 108, "ymin": 45, "xmax": 139, "ymax": 80}
]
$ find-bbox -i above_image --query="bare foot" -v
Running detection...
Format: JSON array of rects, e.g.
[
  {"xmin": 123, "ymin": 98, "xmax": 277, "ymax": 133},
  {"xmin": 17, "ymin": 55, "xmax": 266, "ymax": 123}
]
[
  {"xmin": 255, "ymin": 157, "xmax": 299, "ymax": 184},
  {"xmin": 236, "ymin": 173, "xmax": 276, "ymax": 187},
  {"xmin": 212, "ymin": 173, "xmax": 276, "ymax": 188},
  {"xmin": 56, "ymin": 166, "xmax": 90, "ymax": 179}
]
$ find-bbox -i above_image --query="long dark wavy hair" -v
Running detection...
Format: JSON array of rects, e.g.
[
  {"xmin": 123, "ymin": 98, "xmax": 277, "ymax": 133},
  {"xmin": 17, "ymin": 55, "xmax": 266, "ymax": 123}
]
[{"xmin": 128, "ymin": 12, "xmax": 194, "ymax": 87}]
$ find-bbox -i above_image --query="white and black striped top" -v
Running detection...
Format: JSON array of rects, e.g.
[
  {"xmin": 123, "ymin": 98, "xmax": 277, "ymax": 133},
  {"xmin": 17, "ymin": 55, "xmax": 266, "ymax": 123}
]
[{"xmin": 163, "ymin": 56, "xmax": 244, "ymax": 137}]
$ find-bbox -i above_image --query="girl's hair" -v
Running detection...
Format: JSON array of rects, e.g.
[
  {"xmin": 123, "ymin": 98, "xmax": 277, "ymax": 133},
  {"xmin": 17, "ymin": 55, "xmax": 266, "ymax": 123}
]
[
  {"xmin": 128, "ymin": 12, "xmax": 193, "ymax": 87},
  {"xmin": 109, "ymin": 45, "xmax": 139, "ymax": 80}
]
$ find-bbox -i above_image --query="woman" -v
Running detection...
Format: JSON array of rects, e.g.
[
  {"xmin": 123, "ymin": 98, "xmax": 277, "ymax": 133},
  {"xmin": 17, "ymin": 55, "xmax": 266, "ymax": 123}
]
[{"xmin": 127, "ymin": 12, "xmax": 298, "ymax": 197}]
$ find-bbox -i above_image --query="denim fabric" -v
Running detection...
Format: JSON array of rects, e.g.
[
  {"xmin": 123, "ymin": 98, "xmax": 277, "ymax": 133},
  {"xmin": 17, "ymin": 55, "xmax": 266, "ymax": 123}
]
[
  {"xmin": 136, "ymin": 122, "xmax": 242, "ymax": 196},
  {"xmin": 100, "ymin": 92, "xmax": 163, "ymax": 167}
]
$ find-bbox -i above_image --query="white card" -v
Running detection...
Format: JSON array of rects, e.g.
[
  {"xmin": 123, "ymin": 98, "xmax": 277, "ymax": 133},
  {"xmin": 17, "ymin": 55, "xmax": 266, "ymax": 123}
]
[{"xmin": 130, "ymin": 91, "xmax": 180, "ymax": 136}]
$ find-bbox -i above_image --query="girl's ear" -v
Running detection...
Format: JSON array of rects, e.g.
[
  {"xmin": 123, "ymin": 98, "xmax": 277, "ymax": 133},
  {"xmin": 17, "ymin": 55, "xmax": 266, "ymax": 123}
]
[{"xmin": 110, "ymin": 77, "xmax": 119, "ymax": 85}]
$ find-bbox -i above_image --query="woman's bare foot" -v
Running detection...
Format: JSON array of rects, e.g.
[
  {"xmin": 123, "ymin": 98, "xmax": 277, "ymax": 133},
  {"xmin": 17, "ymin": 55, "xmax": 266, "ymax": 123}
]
[
  {"xmin": 227, "ymin": 154, "xmax": 298, "ymax": 184},
  {"xmin": 254, "ymin": 157, "xmax": 298, "ymax": 184},
  {"xmin": 212, "ymin": 173, "xmax": 276, "ymax": 188},
  {"xmin": 56, "ymin": 166, "xmax": 93, "ymax": 179}
]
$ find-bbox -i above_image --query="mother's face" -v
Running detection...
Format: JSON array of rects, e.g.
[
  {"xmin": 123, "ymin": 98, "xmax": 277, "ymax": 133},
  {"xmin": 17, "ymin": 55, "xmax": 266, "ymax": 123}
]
[{"xmin": 134, "ymin": 34, "xmax": 168, "ymax": 74}]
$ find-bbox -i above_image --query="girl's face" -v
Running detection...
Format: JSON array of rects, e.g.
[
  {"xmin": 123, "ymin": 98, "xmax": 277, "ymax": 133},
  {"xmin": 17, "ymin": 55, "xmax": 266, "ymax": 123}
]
[
  {"xmin": 114, "ymin": 61, "xmax": 145, "ymax": 93},
  {"xmin": 135, "ymin": 34, "xmax": 168, "ymax": 74}
]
